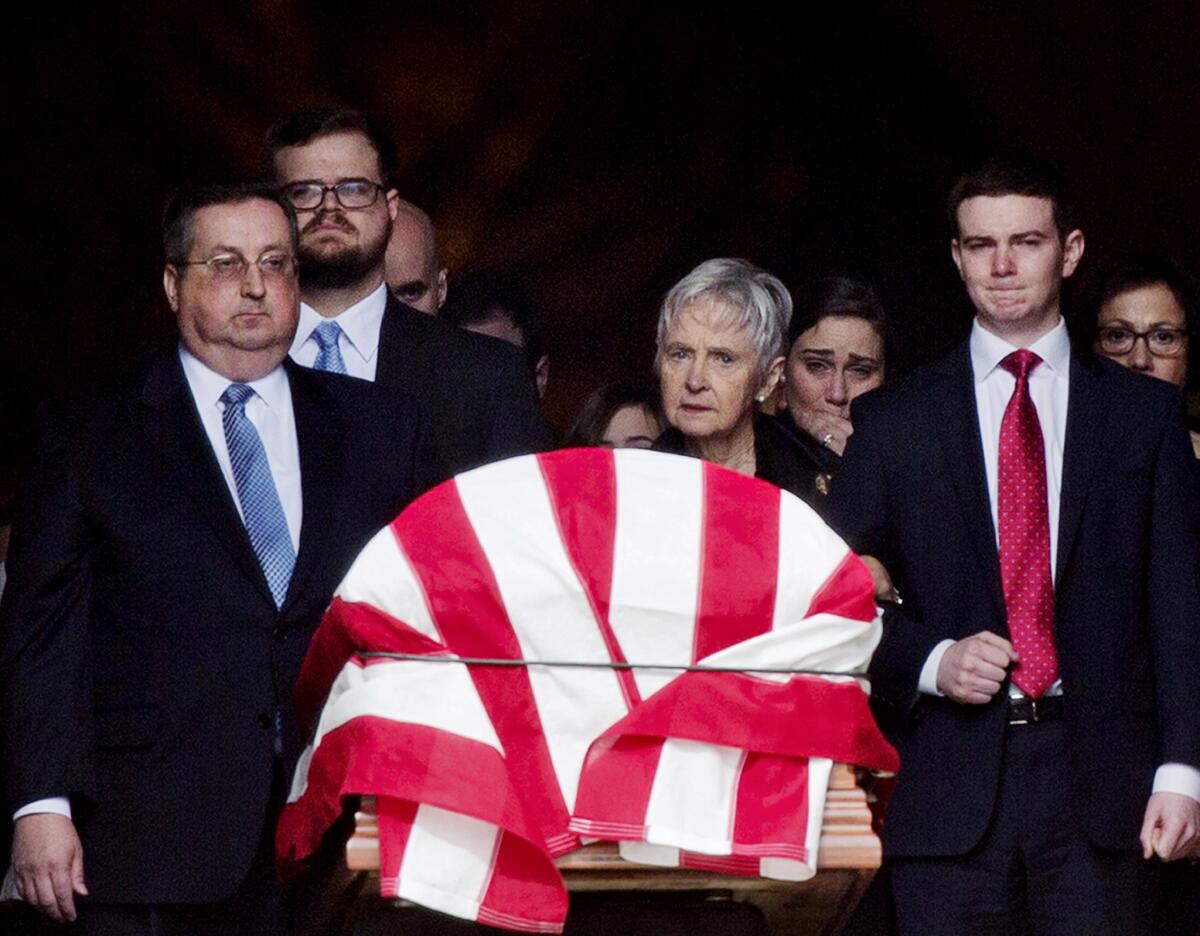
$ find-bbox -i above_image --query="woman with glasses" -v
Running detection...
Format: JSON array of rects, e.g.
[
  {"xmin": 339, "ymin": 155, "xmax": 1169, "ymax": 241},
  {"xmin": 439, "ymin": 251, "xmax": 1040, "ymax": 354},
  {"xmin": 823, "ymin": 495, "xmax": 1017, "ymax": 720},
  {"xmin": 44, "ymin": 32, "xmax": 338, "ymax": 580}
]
[{"xmin": 1077, "ymin": 253, "xmax": 1200, "ymax": 458}]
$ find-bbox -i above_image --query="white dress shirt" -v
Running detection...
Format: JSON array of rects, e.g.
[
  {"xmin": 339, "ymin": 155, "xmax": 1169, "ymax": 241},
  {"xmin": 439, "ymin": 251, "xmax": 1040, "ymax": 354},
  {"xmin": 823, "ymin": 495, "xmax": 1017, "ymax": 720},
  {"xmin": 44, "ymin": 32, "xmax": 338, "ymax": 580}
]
[
  {"xmin": 916, "ymin": 317, "xmax": 1200, "ymax": 801},
  {"xmin": 289, "ymin": 283, "xmax": 388, "ymax": 382},
  {"xmin": 14, "ymin": 346, "xmax": 304, "ymax": 823}
]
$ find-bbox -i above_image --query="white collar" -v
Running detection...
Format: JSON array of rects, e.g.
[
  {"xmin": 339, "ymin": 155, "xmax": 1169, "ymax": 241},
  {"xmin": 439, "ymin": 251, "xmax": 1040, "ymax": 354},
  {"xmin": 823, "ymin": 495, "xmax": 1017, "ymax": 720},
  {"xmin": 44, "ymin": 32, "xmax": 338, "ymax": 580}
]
[
  {"xmin": 969, "ymin": 316, "xmax": 1071, "ymax": 383},
  {"xmin": 178, "ymin": 344, "xmax": 290, "ymax": 411},
  {"xmin": 294, "ymin": 282, "xmax": 388, "ymax": 360}
]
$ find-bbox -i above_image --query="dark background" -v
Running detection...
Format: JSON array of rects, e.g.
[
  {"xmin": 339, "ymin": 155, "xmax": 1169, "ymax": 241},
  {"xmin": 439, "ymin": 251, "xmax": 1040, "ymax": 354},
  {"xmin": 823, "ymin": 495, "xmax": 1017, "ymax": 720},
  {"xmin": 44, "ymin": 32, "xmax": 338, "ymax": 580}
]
[{"xmin": 4, "ymin": 0, "xmax": 1199, "ymax": 496}]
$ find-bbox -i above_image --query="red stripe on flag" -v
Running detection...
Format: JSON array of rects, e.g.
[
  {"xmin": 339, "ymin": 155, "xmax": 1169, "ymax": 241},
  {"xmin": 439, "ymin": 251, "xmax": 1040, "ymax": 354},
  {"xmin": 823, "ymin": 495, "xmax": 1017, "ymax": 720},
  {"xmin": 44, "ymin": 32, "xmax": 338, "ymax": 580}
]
[
  {"xmin": 293, "ymin": 596, "xmax": 449, "ymax": 735},
  {"xmin": 480, "ymin": 832, "xmax": 570, "ymax": 933},
  {"xmin": 376, "ymin": 796, "xmax": 419, "ymax": 897},
  {"xmin": 730, "ymin": 752, "xmax": 812, "ymax": 859},
  {"xmin": 392, "ymin": 480, "xmax": 576, "ymax": 849},
  {"xmin": 538, "ymin": 449, "xmax": 640, "ymax": 709},
  {"xmin": 577, "ymin": 671, "xmax": 899, "ymax": 772},
  {"xmin": 692, "ymin": 464, "xmax": 781, "ymax": 661},
  {"xmin": 804, "ymin": 550, "xmax": 877, "ymax": 623},
  {"xmin": 568, "ymin": 734, "xmax": 664, "ymax": 837}
]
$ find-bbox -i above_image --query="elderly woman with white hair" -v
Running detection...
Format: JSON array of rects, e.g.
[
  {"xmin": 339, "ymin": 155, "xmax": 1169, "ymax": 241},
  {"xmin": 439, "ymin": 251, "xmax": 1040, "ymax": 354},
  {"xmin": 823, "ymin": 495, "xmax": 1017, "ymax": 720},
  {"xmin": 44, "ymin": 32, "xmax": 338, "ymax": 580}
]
[
  {"xmin": 652, "ymin": 258, "xmax": 896, "ymax": 604},
  {"xmin": 651, "ymin": 258, "xmax": 816, "ymax": 495}
]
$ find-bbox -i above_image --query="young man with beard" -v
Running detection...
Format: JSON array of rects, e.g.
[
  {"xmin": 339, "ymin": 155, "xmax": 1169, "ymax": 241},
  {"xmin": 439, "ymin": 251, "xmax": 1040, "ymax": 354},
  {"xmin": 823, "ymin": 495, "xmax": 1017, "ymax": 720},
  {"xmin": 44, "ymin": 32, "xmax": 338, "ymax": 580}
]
[
  {"xmin": 827, "ymin": 155, "xmax": 1200, "ymax": 934},
  {"xmin": 264, "ymin": 108, "xmax": 551, "ymax": 476}
]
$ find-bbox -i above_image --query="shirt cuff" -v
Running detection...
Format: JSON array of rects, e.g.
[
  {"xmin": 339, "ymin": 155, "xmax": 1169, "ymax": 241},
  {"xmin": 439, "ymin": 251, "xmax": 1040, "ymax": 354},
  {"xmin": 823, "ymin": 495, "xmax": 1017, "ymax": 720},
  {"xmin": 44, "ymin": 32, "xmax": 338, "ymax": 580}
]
[
  {"xmin": 13, "ymin": 797, "xmax": 71, "ymax": 823},
  {"xmin": 1152, "ymin": 764, "xmax": 1200, "ymax": 802},
  {"xmin": 917, "ymin": 639, "xmax": 956, "ymax": 696}
]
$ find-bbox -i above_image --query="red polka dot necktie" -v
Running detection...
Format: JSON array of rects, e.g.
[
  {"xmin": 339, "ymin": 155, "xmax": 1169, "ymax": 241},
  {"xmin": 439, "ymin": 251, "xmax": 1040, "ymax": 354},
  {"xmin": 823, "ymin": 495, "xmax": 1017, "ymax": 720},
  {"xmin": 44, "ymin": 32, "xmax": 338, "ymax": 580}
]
[{"xmin": 998, "ymin": 349, "xmax": 1058, "ymax": 698}]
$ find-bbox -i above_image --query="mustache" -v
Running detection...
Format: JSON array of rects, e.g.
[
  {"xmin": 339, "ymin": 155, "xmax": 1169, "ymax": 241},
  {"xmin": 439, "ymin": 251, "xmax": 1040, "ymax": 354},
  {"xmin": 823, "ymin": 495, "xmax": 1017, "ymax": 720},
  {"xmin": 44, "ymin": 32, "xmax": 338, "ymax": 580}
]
[{"xmin": 301, "ymin": 210, "xmax": 356, "ymax": 235}]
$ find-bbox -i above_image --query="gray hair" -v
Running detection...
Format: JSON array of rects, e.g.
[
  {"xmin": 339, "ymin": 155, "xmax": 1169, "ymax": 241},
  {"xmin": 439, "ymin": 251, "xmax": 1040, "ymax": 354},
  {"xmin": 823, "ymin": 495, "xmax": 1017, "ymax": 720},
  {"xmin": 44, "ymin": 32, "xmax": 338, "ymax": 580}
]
[{"xmin": 655, "ymin": 258, "xmax": 793, "ymax": 377}]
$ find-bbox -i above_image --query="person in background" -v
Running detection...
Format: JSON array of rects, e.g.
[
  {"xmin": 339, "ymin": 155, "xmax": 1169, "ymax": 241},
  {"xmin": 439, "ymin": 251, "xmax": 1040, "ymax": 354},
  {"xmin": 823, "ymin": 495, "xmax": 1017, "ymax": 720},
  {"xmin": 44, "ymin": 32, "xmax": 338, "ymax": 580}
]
[
  {"xmin": 441, "ymin": 270, "xmax": 550, "ymax": 401},
  {"xmin": 774, "ymin": 275, "xmax": 896, "ymax": 501},
  {"xmin": 1075, "ymin": 253, "xmax": 1200, "ymax": 457},
  {"xmin": 383, "ymin": 198, "xmax": 447, "ymax": 314},
  {"xmin": 564, "ymin": 384, "xmax": 663, "ymax": 449}
]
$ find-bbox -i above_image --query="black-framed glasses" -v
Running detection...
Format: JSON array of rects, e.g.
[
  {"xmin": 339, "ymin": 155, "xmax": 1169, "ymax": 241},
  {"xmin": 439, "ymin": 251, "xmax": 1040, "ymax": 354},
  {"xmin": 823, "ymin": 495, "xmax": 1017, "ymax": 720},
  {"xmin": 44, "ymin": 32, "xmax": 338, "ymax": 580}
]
[
  {"xmin": 1096, "ymin": 325, "xmax": 1188, "ymax": 358},
  {"xmin": 282, "ymin": 179, "xmax": 384, "ymax": 210},
  {"xmin": 177, "ymin": 252, "xmax": 296, "ymax": 281}
]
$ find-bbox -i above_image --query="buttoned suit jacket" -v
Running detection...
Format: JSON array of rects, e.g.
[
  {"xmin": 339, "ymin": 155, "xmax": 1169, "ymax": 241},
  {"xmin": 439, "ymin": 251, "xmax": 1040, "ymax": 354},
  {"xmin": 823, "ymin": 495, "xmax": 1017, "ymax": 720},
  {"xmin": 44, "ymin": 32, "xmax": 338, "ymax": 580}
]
[
  {"xmin": 825, "ymin": 342, "xmax": 1200, "ymax": 857},
  {"xmin": 374, "ymin": 294, "xmax": 552, "ymax": 476},
  {"xmin": 0, "ymin": 348, "xmax": 433, "ymax": 903}
]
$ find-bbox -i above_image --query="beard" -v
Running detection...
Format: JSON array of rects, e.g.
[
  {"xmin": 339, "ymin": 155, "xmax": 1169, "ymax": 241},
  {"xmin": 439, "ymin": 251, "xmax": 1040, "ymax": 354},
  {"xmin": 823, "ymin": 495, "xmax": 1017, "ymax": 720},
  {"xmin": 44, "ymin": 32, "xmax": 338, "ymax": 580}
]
[{"xmin": 298, "ymin": 210, "xmax": 389, "ymax": 291}]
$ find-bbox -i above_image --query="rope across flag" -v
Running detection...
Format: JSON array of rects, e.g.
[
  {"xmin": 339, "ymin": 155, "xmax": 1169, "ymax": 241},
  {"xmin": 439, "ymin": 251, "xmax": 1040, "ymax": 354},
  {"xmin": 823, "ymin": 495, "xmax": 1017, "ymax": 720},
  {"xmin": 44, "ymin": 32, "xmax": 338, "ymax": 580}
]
[{"xmin": 277, "ymin": 448, "xmax": 899, "ymax": 933}]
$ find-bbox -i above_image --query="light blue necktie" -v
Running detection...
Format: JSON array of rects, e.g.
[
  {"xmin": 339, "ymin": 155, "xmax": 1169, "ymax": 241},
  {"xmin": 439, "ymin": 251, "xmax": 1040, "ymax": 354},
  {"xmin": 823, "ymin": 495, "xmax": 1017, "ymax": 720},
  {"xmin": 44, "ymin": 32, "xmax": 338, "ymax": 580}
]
[
  {"xmin": 311, "ymin": 321, "xmax": 348, "ymax": 375},
  {"xmin": 220, "ymin": 384, "xmax": 296, "ymax": 608}
]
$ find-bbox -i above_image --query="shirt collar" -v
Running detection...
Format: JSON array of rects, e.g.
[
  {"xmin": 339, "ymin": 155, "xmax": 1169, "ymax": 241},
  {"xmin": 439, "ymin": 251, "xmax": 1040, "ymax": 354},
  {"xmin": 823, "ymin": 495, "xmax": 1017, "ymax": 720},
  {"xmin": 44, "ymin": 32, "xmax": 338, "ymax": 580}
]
[
  {"xmin": 178, "ymin": 344, "xmax": 290, "ymax": 412},
  {"xmin": 294, "ymin": 282, "xmax": 388, "ymax": 360},
  {"xmin": 969, "ymin": 316, "xmax": 1071, "ymax": 383}
]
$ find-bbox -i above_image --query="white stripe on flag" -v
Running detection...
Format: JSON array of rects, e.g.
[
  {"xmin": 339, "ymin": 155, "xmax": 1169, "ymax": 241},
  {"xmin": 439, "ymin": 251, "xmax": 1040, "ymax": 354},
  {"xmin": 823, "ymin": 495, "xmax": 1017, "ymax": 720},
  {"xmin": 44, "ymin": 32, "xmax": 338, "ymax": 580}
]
[
  {"xmin": 643, "ymin": 738, "xmax": 746, "ymax": 853},
  {"xmin": 397, "ymin": 804, "xmax": 500, "ymax": 921},
  {"xmin": 772, "ymin": 493, "xmax": 847, "ymax": 634},
  {"xmin": 455, "ymin": 455, "xmax": 631, "ymax": 812},
  {"xmin": 289, "ymin": 659, "xmax": 503, "ymax": 802},
  {"xmin": 334, "ymin": 525, "xmax": 440, "ymax": 642},
  {"xmin": 608, "ymin": 449, "xmax": 704, "ymax": 699}
]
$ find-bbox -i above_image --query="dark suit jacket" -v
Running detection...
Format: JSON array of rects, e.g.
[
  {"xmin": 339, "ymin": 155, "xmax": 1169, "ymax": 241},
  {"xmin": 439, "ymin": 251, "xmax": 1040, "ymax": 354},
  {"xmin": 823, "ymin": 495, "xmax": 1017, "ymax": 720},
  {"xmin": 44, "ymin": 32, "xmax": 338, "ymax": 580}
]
[
  {"xmin": 825, "ymin": 342, "xmax": 1200, "ymax": 857},
  {"xmin": 375, "ymin": 294, "xmax": 552, "ymax": 475},
  {"xmin": 0, "ymin": 349, "xmax": 433, "ymax": 903}
]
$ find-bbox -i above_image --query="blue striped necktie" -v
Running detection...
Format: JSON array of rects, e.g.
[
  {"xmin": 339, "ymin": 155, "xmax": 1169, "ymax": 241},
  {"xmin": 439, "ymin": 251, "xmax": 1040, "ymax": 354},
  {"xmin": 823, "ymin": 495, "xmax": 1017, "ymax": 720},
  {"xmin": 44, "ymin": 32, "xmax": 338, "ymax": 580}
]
[
  {"xmin": 220, "ymin": 384, "xmax": 296, "ymax": 608},
  {"xmin": 311, "ymin": 321, "xmax": 348, "ymax": 374}
]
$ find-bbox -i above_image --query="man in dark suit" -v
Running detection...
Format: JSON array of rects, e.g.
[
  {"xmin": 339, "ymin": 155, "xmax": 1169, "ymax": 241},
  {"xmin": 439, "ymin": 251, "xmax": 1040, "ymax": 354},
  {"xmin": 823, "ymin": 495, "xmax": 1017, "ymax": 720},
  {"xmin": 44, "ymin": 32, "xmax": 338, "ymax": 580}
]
[
  {"xmin": 826, "ymin": 156, "xmax": 1200, "ymax": 934},
  {"xmin": 263, "ymin": 107, "xmax": 552, "ymax": 476},
  {"xmin": 0, "ymin": 183, "xmax": 431, "ymax": 933}
]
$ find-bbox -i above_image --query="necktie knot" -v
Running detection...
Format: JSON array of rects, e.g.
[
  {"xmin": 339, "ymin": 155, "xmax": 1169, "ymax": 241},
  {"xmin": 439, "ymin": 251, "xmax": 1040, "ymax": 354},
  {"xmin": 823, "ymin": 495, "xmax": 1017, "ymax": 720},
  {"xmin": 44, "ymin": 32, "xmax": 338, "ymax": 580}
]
[
  {"xmin": 1000, "ymin": 349, "xmax": 1042, "ymax": 383},
  {"xmin": 312, "ymin": 321, "xmax": 343, "ymax": 351},
  {"xmin": 220, "ymin": 383, "xmax": 255, "ymax": 411},
  {"xmin": 310, "ymin": 321, "xmax": 348, "ymax": 375}
]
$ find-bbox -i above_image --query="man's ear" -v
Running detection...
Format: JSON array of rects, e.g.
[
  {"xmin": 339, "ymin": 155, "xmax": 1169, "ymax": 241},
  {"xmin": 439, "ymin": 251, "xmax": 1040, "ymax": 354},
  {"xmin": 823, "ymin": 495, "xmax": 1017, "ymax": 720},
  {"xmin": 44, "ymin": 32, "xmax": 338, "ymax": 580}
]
[
  {"xmin": 534, "ymin": 355, "xmax": 550, "ymax": 401},
  {"xmin": 1061, "ymin": 229, "xmax": 1085, "ymax": 279},
  {"xmin": 436, "ymin": 268, "xmax": 448, "ymax": 309},
  {"xmin": 163, "ymin": 265, "xmax": 181, "ymax": 313},
  {"xmin": 950, "ymin": 240, "xmax": 965, "ymax": 281},
  {"xmin": 386, "ymin": 189, "xmax": 400, "ymax": 222}
]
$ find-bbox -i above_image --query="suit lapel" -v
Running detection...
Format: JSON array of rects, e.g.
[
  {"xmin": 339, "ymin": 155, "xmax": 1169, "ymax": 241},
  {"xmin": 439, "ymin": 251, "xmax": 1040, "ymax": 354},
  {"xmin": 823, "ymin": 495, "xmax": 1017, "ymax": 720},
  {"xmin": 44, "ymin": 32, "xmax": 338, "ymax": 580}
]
[
  {"xmin": 281, "ymin": 362, "xmax": 346, "ymax": 614},
  {"xmin": 141, "ymin": 349, "xmax": 277, "ymax": 607},
  {"xmin": 375, "ymin": 294, "xmax": 430, "ymax": 386},
  {"xmin": 931, "ymin": 343, "xmax": 1008, "ymax": 623},
  {"xmin": 1055, "ymin": 351, "xmax": 1106, "ymax": 587}
]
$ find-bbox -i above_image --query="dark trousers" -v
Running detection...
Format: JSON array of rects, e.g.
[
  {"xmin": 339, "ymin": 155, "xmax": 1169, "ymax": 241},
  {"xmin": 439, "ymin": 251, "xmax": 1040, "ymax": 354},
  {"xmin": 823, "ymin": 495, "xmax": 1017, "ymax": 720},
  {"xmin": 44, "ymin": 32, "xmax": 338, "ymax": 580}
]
[{"xmin": 890, "ymin": 721, "xmax": 1153, "ymax": 936}]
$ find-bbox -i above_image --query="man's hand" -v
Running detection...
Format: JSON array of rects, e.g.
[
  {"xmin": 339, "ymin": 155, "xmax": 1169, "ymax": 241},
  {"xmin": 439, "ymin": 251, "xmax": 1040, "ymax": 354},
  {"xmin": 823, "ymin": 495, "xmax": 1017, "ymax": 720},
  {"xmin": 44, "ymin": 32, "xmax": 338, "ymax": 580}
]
[
  {"xmin": 936, "ymin": 631, "xmax": 1018, "ymax": 704},
  {"xmin": 12, "ymin": 813, "xmax": 87, "ymax": 922},
  {"xmin": 1141, "ymin": 792, "xmax": 1200, "ymax": 861},
  {"xmin": 790, "ymin": 408, "xmax": 855, "ymax": 457},
  {"xmin": 860, "ymin": 555, "xmax": 897, "ymax": 602}
]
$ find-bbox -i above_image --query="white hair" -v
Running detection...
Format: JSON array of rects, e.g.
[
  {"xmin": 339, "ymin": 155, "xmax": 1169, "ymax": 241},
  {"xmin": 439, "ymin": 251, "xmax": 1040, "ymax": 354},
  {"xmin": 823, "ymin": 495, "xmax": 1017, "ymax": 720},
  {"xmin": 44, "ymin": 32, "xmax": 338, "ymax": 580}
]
[{"xmin": 655, "ymin": 258, "xmax": 792, "ymax": 377}]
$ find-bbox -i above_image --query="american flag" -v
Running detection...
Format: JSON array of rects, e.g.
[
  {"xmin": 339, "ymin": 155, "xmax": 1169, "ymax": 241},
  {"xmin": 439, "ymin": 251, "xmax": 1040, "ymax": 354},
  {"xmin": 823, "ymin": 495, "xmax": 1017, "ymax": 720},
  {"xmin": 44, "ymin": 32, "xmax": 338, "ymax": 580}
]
[{"xmin": 277, "ymin": 449, "xmax": 898, "ymax": 933}]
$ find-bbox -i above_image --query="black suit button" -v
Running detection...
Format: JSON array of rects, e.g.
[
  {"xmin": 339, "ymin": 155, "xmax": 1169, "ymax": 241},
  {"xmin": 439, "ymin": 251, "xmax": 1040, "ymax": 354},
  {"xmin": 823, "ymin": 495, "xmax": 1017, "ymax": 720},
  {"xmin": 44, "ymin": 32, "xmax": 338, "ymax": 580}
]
[
  {"xmin": 273, "ymin": 627, "xmax": 287, "ymax": 643},
  {"xmin": 257, "ymin": 713, "xmax": 271, "ymax": 730}
]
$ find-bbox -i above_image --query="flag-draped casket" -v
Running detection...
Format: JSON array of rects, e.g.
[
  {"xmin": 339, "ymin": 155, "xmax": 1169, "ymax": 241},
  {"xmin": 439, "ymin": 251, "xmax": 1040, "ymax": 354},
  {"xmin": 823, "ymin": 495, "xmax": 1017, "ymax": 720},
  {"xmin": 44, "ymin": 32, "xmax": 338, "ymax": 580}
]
[{"xmin": 277, "ymin": 449, "xmax": 898, "ymax": 933}]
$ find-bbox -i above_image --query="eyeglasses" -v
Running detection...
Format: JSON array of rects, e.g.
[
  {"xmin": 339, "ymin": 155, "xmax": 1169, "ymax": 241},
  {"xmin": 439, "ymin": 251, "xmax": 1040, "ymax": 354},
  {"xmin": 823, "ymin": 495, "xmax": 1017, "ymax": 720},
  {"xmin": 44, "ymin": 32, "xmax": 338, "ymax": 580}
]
[
  {"xmin": 281, "ymin": 179, "xmax": 384, "ymax": 210},
  {"xmin": 1096, "ymin": 325, "xmax": 1188, "ymax": 358},
  {"xmin": 177, "ymin": 252, "xmax": 296, "ymax": 281}
]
